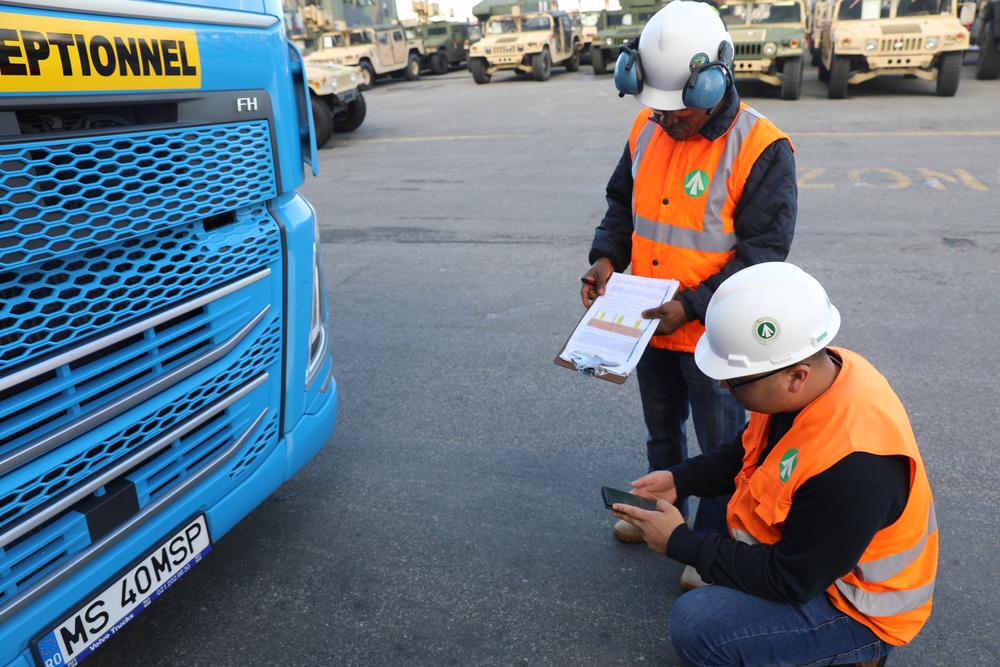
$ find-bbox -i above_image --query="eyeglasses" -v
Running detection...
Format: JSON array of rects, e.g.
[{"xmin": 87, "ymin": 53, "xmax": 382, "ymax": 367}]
[
  {"xmin": 650, "ymin": 108, "xmax": 696, "ymax": 123},
  {"xmin": 724, "ymin": 363, "xmax": 809, "ymax": 391}
]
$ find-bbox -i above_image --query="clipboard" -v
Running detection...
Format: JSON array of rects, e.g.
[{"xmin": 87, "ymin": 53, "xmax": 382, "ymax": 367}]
[
  {"xmin": 554, "ymin": 273, "xmax": 679, "ymax": 384},
  {"xmin": 553, "ymin": 325, "xmax": 629, "ymax": 384}
]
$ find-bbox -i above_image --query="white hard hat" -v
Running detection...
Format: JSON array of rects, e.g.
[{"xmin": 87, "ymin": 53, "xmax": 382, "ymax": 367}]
[
  {"xmin": 635, "ymin": 1, "xmax": 733, "ymax": 111},
  {"xmin": 694, "ymin": 263, "xmax": 841, "ymax": 381}
]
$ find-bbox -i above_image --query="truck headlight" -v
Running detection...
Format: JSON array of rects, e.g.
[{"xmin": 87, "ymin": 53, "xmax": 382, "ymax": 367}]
[
  {"xmin": 763, "ymin": 42, "xmax": 777, "ymax": 56},
  {"xmin": 865, "ymin": 38, "xmax": 878, "ymax": 51},
  {"xmin": 925, "ymin": 37, "xmax": 938, "ymax": 49},
  {"xmin": 605, "ymin": 37, "xmax": 614, "ymax": 45},
  {"xmin": 306, "ymin": 224, "xmax": 328, "ymax": 389}
]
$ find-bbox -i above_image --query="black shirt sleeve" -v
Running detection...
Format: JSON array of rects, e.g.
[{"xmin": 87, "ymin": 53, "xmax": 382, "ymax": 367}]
[{"xmin": 665, "ymin": 452, "xmax": 911, "ymax": 603}]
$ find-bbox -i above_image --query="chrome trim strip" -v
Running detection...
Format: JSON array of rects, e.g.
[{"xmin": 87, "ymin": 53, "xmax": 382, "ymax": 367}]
[
  {"xmin": 0, "ymin": 0, "xmax": 278, "ymax": 28},
  {"xmin": 0, "ymin": 307, "xmax": 269, "ymax": 476},
  {"xmin": 0, "ymin": 407, "xmax": 269, "ymax": 625},
  {"xmin": 0, "ymin": 269, "xmax": 270, "ymax": 394},
  {"xmin": 0, "ymin": 373, "xmax": 268, "ymax": 548}
]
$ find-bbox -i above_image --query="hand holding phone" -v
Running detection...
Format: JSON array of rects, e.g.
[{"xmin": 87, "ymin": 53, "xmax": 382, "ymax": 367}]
[{"xmin": 601, "ymin": 486, "xmax": 659, "ymax": 512}]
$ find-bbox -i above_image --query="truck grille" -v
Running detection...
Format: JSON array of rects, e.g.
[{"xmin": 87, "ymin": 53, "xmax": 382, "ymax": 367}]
[
  {"xmin": 879, "ymin": 37, "xmax": 923, "ymax": 52},
  {"xmin": 0, "ymin": 120, "xmax": 285, "ymax": 619},
  {"xmin": 734, "ymin": 43, "xmax": 763, "ymax": 58}
]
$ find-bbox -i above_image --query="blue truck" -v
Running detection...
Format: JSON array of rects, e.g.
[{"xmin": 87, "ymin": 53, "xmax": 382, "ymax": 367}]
[{"xmin": 0, "ymin": 1, "xmax": 338, "ymax": 665}]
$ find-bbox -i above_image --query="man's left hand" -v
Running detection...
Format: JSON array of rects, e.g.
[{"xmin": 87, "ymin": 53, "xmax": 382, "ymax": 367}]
[
  {"xmin": 642, "ymin": 300, "xmax": 688, "ymax": 336},
  {"xmin": 611, "ymin": 500, "xmax": 687, "ymax": 554}
]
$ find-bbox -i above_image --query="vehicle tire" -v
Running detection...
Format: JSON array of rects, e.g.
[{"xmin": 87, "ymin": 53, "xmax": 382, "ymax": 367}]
[
  {"xmin": 404, "ymin": 53, "xmax": 421, "ymax": 81},
  {"xmin": 780, "ymin": 56, "xmax": 803, "ymax": 100},
  {"xmin": 431, "ymin": 51, "xmax": 449, "ymax": 75},
  {"xmin": 818, "ymin": 60, "xmax": 830, "ymax": 82},
  {"xmin": 935, "ymin": 51, "xmax": 962, "ymax": 96},
  {"xmin": 592, "ymin": 46, "xmax": 607, "ymax": 75},
  {"xmin": 565, "ymin": 46, "xmax": 580, "ymax": 72},
  {"xmin": 532, "ymin": 49, "xmax": 552, "ymax": 81},
  {"xmin": 975, "ymin": 21, "xmax": 1000, "ymax": 80},
  {"xmin": 310, "ymin": 95, "xmax": 334, "ymax": 149},
  {"xmin": 828, "ymin": 55, "xmax": 849, "ymax": 98},
  {"xmin": 810, "ymin": 46, "xmax": 820, "ymax": 67},
  {"xmin": 358, "ymin": 61, "xmax": 375, "ymax": 90},
  {"xmin": 334, "ymin": 93, "xmax": 366, "ymax": 133},
  {"xmin": 469, "ymin": 57, "xmax": 491, "ymax": 84}
]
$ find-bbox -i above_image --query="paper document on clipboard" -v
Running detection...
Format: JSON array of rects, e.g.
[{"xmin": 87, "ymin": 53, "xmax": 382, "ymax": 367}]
[{"xmin": 556, "ymin": 273, "xmax": 680, "ymax": 382}]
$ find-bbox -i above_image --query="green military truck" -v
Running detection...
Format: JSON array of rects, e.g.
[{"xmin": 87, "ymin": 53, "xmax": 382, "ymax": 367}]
[
  {"xmin": 467, "ymin": 10, "xmax": 583, "ymax": 83},
  {"xmin": 306, "ymin": 25, "xmax": 426, "ymax": 90},
  {"xmin": 813, "ymin": 0, "xmax": 970, "ymax": 98},
  {"xmin": 416, "ymin": 21, "xmax": 480, "ymax": 73},
  {"xmin": 589, "ymin": 1, "xmax": 665, "ymax": 75},
  {"xmin": 719, "ymin": 0, "xmax": 809, "ymax": 100},
  {"xmin": 306, "ymin": 63, "xmax": 367, "ymax": 148}
]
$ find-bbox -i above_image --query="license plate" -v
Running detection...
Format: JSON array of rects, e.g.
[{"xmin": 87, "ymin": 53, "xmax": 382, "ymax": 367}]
[{"xmin": 34, "ymin": 515, "xmax": 212, "ymax": 667}]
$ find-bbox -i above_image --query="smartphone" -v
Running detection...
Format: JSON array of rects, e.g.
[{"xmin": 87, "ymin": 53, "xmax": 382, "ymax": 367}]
[{"xmin": 601, "ymin": 486, "xmax": 659, "ymax": 512}]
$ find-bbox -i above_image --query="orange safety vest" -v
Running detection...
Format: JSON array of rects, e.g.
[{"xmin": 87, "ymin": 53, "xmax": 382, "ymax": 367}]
[
  {"xmin": 727, "ymin": 348, "xmax": 937, "ymax": 646},
  {"xmin": 628, "ymin": 103, "xmax": 790, "ymax": 352}
]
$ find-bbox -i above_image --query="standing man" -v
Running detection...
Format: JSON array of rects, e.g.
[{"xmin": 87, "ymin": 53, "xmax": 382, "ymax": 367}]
[
  {"xmin": 581, "ymin": 0, "xmax": 797, "ymax": 589},
  {"xmin": 610, "ymin": 262, "xmax": 936, "ymax": 667}
]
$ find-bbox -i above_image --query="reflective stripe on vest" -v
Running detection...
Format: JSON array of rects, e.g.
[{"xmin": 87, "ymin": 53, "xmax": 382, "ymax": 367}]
[
  {"xmin": 833, "ymin": 503, "xmax": 937, "ymax": 616},
  {"xmin": 630, "ymin": 108, "xmax": 766, "ymax": 254}
]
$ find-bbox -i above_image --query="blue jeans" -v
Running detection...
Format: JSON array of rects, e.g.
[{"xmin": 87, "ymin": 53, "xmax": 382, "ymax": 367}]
[
  {"xmin": 670, "ymin": 586, "xmax": 893, "ymax": 667},
  {"xmin": 635, "ymin": 346, "xmax": 745, "ymax": 537}
]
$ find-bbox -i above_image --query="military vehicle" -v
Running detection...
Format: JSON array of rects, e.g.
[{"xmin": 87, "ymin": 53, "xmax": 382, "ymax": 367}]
[
  {"xmin": 306, "ymin": 62, "xmax": 367, "ymax": 148},
  {"xmin": 589, "ymin": 2, "xmax": 665, "ymax": 75},
  {"xmin": 972, "ymin": 0, "xmax": 1000, "ymax": 77},
  {"xmin": 813, "ymin": 0, "xmax": 970, "ymax": 98},
  {"xmin": 567, "ymin": 9, "xmax": 602, "ymax": 62},
  {"xmin": 306, "ymin": 25, "xmax": 426, "ymax": 89},
  {"xmin": 467, "ymin": 10, "xmax": 583, "ymax": 83},
  {"xmin": 415, "ymin": 21, "xmax": 480, "ymax": 73},
  {"xmin": 719, "ymin": 0, "xmax": 809, "ymax": 100}
]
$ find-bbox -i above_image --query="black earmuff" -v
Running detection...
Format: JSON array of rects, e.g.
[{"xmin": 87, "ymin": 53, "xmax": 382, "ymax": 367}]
[
  {"xmin": 681, "ymin": 40, "xmax": 734, "ymax": 110},
  {"xmin": 613, "ymin": 37, "xmax": 642, "ymax": 98}
]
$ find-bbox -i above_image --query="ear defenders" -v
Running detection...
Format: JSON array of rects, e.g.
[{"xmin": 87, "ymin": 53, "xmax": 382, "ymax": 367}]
[
  {"xmin": 614, "ymin": 38, "xmax": 734, "ymax": 110},
  {"xmin": 613, "ymin": 37, "xmax": 642, "ymax": 98}
]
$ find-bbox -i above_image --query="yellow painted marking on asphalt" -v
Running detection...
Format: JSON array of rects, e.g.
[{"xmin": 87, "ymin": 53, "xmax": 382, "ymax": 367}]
[
  {"xmin": 791, "ymin": 131, "xmax": 1000, "ymax": 137},
  {"xmin": 916, "ymin": 168, "xmax": 989, "ymax": 191},
  {"xmin": 848, "ymin": 168, "xmax": 911, "ymax": 189}
]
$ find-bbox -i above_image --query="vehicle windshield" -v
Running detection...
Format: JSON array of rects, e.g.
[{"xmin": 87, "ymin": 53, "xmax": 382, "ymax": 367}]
[
  {"xmin": 895, "ymin": 0, "xmax": 953, "ymax": 15},
  {"xmin": 607, "ymin": 11, "xmax": 657, "ymax": 26},
  {"xmin": 349, "ymin": 30, "xmax": 373, "ymax": 45},
  {"xmin": 719, "ymin": 2, "xmax": 802, "ymax": 25},
  {"xmin": 487, "ymin": 17, "xmax": 519, "ymax": 34},
  {"xmin": 523, "ymin": 15, "xmax": 552, "ymax": 30},
  {"xmin": 321, "ymin": 33, "xmax": 346, "ymax": 48}
]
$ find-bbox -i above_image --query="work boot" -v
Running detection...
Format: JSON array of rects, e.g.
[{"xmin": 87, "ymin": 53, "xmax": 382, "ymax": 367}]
[
  {"xmin": 612, "ymin": 519, "xmax": 643, "ymax": 543},
  {"xmin": 679, "ymin": 564, "xmax": 709, "ymax": 592}
]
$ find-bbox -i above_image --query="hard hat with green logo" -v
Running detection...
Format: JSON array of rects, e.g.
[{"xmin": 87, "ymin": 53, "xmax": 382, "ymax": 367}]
[{"xmin": 694, "ymin": 262, "xmax": 841, "ymax": 381}]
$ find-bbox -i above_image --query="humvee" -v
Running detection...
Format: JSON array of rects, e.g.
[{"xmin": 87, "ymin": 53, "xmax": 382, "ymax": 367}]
[
  {"xmin": 306, "ymin": 25, "xmax": 425, "ymax": 90},
  {"xmin": 589, "ymin": 2, "xmax": 664, "ymax": 75},
  {"xmin": 416, "ymin": 21, "xmax": 480, "ymax": 74},
  {"xmin": 972, "ymin": 0, "xmax": 1000, "ymax": 78},
  {"xmin": 306, "ymin": 62, "xmax": 366, "ymax": 149},
  {"xmin": 719, "ymin": 0, "xmax": 809, "ymax": 100},
  {"xmin": 813, "ymin": 0, "xmax": 970, "ymax": 98},
  {"xmin": 467, "ymin": 10, "xmax": 583, "ymax": 83}
]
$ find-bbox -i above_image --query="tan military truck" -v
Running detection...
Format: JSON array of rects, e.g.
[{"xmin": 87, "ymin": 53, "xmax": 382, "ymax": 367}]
[
  {"xmin": 467, "ymin": 10, "xmax": 583, "ymax": 83},
  {"xmin": 814, "ymin": 0, "xmax": 970, "ymax": 98},
  {"xmin": 719, "ymin": 0, "xmax": 809, "ymax": 100},
  {"xmin": 306, "ymin": 25, "xmax": 425, "ymax": 90},
  {"xmin": 306, "ymin": 63, "xmax": 366, "ymax": 149}
]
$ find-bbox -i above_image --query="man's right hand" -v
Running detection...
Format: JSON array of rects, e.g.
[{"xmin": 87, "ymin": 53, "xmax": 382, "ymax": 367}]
[
  {"xmin": 580, "ymin": 257, "xmax": 614, "ymax": 308},
  {"xmin": 630, "ymin": 470, "xmax": 679, "ymax": 505}
]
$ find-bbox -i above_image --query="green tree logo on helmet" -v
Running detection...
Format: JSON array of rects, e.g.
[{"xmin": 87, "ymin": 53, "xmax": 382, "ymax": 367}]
[
  {"xmin": 779, "ymin": 448, "xmax": 798, "ymax": 482},
  {"xmin": 753, "ymin": 317, "xmax": 780, "ymax": 344}
]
